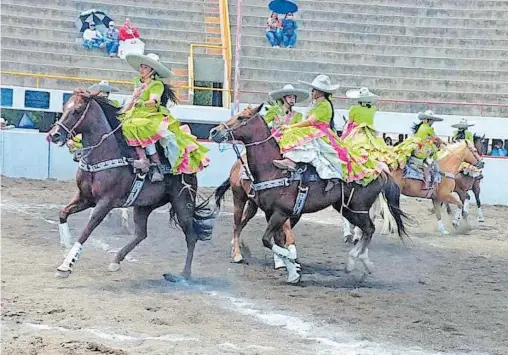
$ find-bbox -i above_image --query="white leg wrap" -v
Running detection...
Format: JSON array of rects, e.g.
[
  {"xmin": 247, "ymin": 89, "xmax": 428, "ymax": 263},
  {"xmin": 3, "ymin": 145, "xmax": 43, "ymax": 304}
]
[
  {"xmin": 59, "ymin": 223, "xmax": 73, "ymax": 248},
  {"xmin": 358, "ymin": 248, "xmax": 375, "ymax": 274},
  {"xmin": 353, "ymin": 227, "xmax": 363, "ymax": 243},
  {"xmin": 477, "ymin": 208, "xmax": 485, "ymax": 222},
  {"xmin": 463, "ymin": 199, "xmax": 470, "ymax": 214},
  {"xmin": 282, "ymin": 258, "xmax": 301, "ymax": 283},
  {"xmin": 437, "ymin": 220, "xmax": 449, "ymax": 235},
  {"xmin": 273, "ymin": 253, "xmax": 285, "ymax": 269},
  {"xmin": 120, "ymin": 208, "xmax": 129, "ymax": 228},
  {"xmin": 453, "ymin": 209, "xmax": 462, "ymax": 226},
  {"xmin": 272, "ymin": 245, "xmax": 295, "ymax": 260},
  {"xmin": 57, "ymin": 242, "xmax": 83, "ymax": 272},
  {"xmin": 287, "ymin": 244, "xmax": 297, "ymax": 260}
]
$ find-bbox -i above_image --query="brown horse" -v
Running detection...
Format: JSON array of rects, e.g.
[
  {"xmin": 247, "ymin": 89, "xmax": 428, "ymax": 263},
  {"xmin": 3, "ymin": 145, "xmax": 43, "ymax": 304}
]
[
  {"xmin": 48, "ymin": 90, "xmax": 216, "ymax": 280},
  {"xmin": 444, "ymin": 134, "xmax": 486, "ymax": 223},
  {"xmin": 210, "ymin": 104, "xmax": 408, "ymax": 283}
]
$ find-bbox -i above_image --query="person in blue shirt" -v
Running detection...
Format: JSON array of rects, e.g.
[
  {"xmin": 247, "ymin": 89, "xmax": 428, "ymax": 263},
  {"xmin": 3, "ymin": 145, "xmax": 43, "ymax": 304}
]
[
  {"xmin": 104, "ymin": 21, "xmax": 120, "ymax": 57},
  {"xmin": 282, "ymin": 12, "xmax": 298, "ymax": 48},
  {"xmin": 490, "ymin": 140, "xmax": 508, "ymax": 156}
]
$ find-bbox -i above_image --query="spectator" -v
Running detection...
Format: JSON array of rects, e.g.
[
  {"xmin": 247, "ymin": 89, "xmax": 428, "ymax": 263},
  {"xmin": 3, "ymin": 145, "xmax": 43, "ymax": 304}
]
[
  {"xmin": 384, "ymin": 136, "xmax": 393, "ymax": 146},
  {"xmin": 104, "ymin": 21, "xmax": 120, "ymax": 57},
  {"xmin": 490, "ymin": 140, "xmax": 507, "ymax": 156},
  {"xmin": 282, "ymin": 12, "xmax": 297, "ymax": 48},
  {"xmin": 393, "ymin": 133, "xmax": 404, "ymax": 146},
  {"xmin": 266, "ymin": 12, "xmax": 282, "ymax": 48},
  {"xmin": 82, "ymin": 22, "xmax": 104, "ymax": 49},
  {"xmin": 119, "ymin": 18, "xmax": 140, "ymax": 41}
]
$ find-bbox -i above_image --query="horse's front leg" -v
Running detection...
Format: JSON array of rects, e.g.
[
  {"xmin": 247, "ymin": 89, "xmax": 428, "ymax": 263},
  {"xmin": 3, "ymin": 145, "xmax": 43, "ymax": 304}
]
[
  {"xmin": 56, "ymin": 199, "xmax": 114, "ymax": 278},
  {"xmin": 59, "ymin": 191, "xmax": 93, "ymax": 249},
  {"xmin": 263, "ymin": 210, "xmax": 300, "ymax": 283}
]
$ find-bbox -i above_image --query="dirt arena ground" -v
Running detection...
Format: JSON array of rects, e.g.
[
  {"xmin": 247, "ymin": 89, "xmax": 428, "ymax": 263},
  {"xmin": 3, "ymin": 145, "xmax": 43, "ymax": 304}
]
[{"xmin": 2, "ymin": 177, "xmax": 507, "ymax": 355}]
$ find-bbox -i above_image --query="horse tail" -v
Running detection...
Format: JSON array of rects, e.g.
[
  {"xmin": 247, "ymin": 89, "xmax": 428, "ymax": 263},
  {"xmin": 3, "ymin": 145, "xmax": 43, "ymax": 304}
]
[
  {"xmin": 214, "ymin": 178, "xmax": 231, "ymax": 209},
  {"xmin": 380, "ymin": 175, "xmax": 409, "ymax": 241}
]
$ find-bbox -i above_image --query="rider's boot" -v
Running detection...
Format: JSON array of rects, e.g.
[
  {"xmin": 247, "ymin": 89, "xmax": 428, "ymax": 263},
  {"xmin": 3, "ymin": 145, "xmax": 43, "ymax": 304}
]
[
  {"xmin": 148, "ymin": 149, "xmax": 164, "ymax": 183},
  {"xmin": 273, "ymin": 158, "xmax": 297, "ymax": 171}
]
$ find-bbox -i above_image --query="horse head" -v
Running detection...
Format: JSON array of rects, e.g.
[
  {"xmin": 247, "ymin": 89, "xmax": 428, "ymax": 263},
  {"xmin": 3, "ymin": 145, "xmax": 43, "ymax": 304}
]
[
  {"xmin": 464, "ymin": 140, "xmax": 485, "ymax": 169},
  {"xmin": 48, "ymin": 89, "xmax": 96, "ymax": 146},
  {"xmin": 473, "ymin": 133, "xmax": 487, "ymax": 156},
  {"xmin": 209, "ymin": 104, "xmax": 266, "ymax": 144}
]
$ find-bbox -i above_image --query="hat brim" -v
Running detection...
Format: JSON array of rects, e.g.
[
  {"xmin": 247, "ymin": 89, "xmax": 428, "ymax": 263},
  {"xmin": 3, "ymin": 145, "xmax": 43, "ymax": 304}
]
[
  {"xmin": 269, "ymin": 88, "xmax": 309, "ymax": 103},
  {"xmin": 298, "ymin": 80, "xmax": 340, "ymax": 94},
  {"xmin": 345, "ymin": 89, "xmax": 377, "ymax": 103},
  {"xmin": 88, "ymin": 84, "xmax": 119, "ymax": 93},
  {"xmin": 418, "ymin": 113, "xmax": 444, "ymax": 122},
  {"xmin": 451, "ymin": 122, "xmax": 475, "ymax": 129},
  {"xmin": 125, "ymin": 53, "xmax": 172, "ymax": 78}
]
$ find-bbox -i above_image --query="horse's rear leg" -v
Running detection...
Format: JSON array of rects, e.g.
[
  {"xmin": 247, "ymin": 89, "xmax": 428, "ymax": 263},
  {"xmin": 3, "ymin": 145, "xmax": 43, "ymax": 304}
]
[
  {"xmin": 472, "ymin": 181, "xmax": 484, "ymax": 222},
  {"xmin": 59, "ymin": 192, "xmax": 93, "ymax": 249},
  {"xmin": 231, "ymin": 189, "xmax": 251, "ymax": 263},
  {"xmin": 109, "ymin": 205, "xmax": 154, "ymax": 272},
  {"xmin": 56, "ymin": 199, "xmax": 114, "ymax": 278}
]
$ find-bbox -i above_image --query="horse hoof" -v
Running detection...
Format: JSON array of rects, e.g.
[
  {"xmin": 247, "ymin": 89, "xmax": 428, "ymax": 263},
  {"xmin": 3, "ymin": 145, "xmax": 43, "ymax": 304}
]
[
  {"xmin": 439, "ymin": 230, "xmax": 450, "ymax": 235},
  {"xmin": 54, "ymin": 270, "xmax": 71, "ymax": 278},
  {"xmin": 108, "ymin": 263, "xmax": 121, "ymax": 272},
  {"xmin": 361, "ymin": 260, "xmax": 375, "ymax": 274},
  {"xmin": 345, "ymin": 259, "xmax": 356, "ymax": 273},
  {"xmin": 478, "ymin": 217, "xmax": 485, "ymax": 223},
  {"xmin": 232, "ymin": 254, "xmax": 244, "ymax": 263},
  {"xmin": 287, "ymin": 272, "xmax": 301, "ymax": 284}
]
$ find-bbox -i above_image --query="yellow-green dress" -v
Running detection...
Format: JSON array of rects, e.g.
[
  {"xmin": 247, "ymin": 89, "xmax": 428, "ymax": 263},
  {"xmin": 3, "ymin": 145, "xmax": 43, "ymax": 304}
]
[
  {"xmin": 394, "ymin": 122, "xmax": 439, "ymax": 167},
  {"xmin": 341, "ymin": 104, "xmax": 400, "ymax": 169},
  {"xmin": 264, "ymin": 101, "xmax": 303, "ymax": 141},
  {"xmin": 120, "ymin": 77, "xmax": 210, "ymax": 174},
  {"xmin": 278, "ymin": 99, "xmax": 385, "ymax": 185}
]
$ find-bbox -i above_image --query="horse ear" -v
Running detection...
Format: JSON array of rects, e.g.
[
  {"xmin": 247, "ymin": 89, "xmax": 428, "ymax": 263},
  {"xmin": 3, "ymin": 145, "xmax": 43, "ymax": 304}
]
[{"xmin": 253, "ymin": 103, "xmax": 264, "ymax": 114}]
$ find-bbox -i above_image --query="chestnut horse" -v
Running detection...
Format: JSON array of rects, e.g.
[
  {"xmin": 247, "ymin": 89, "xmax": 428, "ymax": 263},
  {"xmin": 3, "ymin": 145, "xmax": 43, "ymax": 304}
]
[
  {"xmin": 210, "ymin": 104, "xmax": 408, "ymax": 284},
  {"xmin": 48, "ymin": 90, "xmax": 216, "ymax": 280}
]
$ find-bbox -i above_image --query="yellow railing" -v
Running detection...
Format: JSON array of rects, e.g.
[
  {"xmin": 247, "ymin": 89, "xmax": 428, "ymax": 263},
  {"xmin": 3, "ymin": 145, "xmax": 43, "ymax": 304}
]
[
  {"xmin": 0, "ymin": 71, "xmax": 232, "ymax": 100},
  {"xmin": 220, "ymin": 0, "xmax": 233, "ymax": 107},
  {"xmin": 187, "ymin": 43, "xmax": 226, "ymax": 101}
]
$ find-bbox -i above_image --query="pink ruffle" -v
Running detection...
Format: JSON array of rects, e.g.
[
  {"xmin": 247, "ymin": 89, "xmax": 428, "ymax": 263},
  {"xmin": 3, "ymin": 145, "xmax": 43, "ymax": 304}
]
[
  {"xmin": 341, "ymin": 120, "xmax": 357, "ymax": 140},
  {"xmin": 125, "ymin": 116, "xmax": 169, "ymax": 148}
]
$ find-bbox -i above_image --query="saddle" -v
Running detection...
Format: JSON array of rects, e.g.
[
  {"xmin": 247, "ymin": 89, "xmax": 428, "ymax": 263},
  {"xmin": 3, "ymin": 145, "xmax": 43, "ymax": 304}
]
[{"xmin": 403, "ymin": 156, "xmax": 442, "ymax": 194}]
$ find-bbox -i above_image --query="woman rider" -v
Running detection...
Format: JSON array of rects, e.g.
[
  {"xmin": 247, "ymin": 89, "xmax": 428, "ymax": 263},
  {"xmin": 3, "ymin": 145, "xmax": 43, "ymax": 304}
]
[
  {"xmin": 265, "ymin": 84, "xmax": 309, "ymax": 140},
  {"xmin": 451, "ymin": 118, "xmax": 475, "ymax": 143},
  {"xmin": 341, "ymin": 87, "xmax": 397, "ymax": 169},
  {"xmin": 121, "ymin": 53, "xmax": 210, "ymax": 182},
  {"xmin": 273, "ymin": 74, "xmax": 385, "ymax": 191}
]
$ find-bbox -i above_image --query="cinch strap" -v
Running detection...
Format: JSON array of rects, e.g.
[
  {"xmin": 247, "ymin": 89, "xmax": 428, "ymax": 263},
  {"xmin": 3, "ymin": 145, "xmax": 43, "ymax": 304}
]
[
  {"xmin": 78, "ymin": 157, "xmax": 130, "ymax": 172},
  {"xmin": 122, "ymin": 173, "xmax": 147, "ymax": 207}
]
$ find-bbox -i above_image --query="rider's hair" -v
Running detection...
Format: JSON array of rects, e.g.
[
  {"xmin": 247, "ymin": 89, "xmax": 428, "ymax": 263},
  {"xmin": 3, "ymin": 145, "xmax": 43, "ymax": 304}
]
[
  {"xmin": 412, "ymin": 121, "xmax": 423, "ymax": 134},
  {"xmin": 150, "ymin": 71, "xmax": 179, "ymax": 106},
  {"xmin": 359, "ymin": 101, "xmax": 372, "ymax": 109},
  {"xmin": 325, "ymin": 93, "xmax": 335, "ymax": 131}
]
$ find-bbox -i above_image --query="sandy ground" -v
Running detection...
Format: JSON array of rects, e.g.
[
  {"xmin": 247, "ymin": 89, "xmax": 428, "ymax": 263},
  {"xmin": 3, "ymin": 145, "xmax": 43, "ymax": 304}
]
[{"xmin": 1, "ymin": 177, "xmax": 508, "ymax": 355}]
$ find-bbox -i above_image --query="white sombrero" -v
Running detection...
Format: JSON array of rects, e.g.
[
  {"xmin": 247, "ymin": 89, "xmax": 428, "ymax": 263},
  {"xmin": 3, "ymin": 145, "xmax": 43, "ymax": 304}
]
[
  {"xmin": 125, "ymin": 53, "xmax": 172, "ymax": 78},
  {"xmin": 417, "ymin": 110, "xmax": 444, "ymax": 122},
  {"xmin": 269, "ymin": 84, "xmax": 309, "ymax": 103},
  {"xmin": 451, "ymin": 118, "xmax": 475, "ymax": 129},
  {"xmin": 88, "ymin": 80, "xmax": 119, "ymax": 93},
  {"xmin": 346, "ymin": 87, "xmax": 378, "ymax": 103},
  {"xmin": 298, "ymin": 74, "xmax": 340, "ymax": 94}
]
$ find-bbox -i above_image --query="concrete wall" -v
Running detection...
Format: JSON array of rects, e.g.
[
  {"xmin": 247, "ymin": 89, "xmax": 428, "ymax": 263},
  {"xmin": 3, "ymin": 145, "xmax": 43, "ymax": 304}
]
[{"xmin": 1, "ymin": 129, "xmax": 507, "ymax": 205}]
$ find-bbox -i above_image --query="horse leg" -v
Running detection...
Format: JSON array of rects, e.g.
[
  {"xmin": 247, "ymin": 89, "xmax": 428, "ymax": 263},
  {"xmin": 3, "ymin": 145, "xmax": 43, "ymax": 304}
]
[
  {"xmin": 340, "ymin": 209, "xmax": 375, "ymax": 274},
  {"xmin": 342, "ymin": 217, "xmax": 354, "ymax": 243},
  {"xmin": 433, "ymin": 199, "xmax": 449, "ymax": 235},
  {"xmin": 120, "ymin": 208, "xmax": 130, "ymax": 232},
  {"xmin": 109, "ymin": 205, "xmax": 154, "ymax": 271},
  {"xmin": 56, "ymin": 199, "xmax": 114, "ymax": 278},
  {"xmin": 446, "ymin": 203, "xmax": 452, "ymax": 215},
  {"xmin": 263, "ymin": 210, "xmax": 300, "ymax": 283},
  {"xmin": 230, "ymin": 191, "xmax": 251, "ymax": 263},
  {"xmin": 473, "ymin": 181, "xmax": 484, "ymax": 222},
  {"xmin": 59, "ymin": 192, "xmax": 93, "ymax": 249}
]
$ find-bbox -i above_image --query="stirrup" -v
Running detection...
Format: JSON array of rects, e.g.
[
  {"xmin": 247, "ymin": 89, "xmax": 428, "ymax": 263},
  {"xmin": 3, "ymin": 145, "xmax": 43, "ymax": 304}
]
[{"xmin": 133, "ymin": 159, "xmax": 150, "ymax": 173}]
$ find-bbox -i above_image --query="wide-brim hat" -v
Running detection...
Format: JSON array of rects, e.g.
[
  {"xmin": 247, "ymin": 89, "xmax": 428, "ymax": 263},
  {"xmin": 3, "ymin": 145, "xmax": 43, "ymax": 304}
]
[
  {"xmin": 125, "ymin": 53, "xmax": 172, "ymax": 78},
  {"xmin": 88, "ymin": 80, "xmax": 119, "ymax": 93},
  {"xmin": 451, "ymin": 118, "xmax": 475, "ymax": 129},
  {"xmin": 418, "ymin": 110, "xmax": 444, "ymax": 122},
  {"xmin": 346, "ymin": 87, "xmax": 378, "ymax": 103},
  {"xmin": 298, "ymin": 74, "xmax": 340, "ymax": 94},
  {"xmin": 269, "ymin": 84, "xmax": 309, "ymax": 103}
]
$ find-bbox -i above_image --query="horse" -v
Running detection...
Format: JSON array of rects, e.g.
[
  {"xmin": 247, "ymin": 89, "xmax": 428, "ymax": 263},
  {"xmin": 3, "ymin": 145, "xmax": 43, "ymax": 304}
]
[
  {"xmin": 209, "ymin": 104, "xmax": 408, "ymax": 284},
  {"xmin": 48, "ymin": 89, "xmax": 216, "ymax": 280},
  {"xmin": 444, "ymin": 134, "xmax": 486, "ymax": 223},
  {"xmin": 343, "ymin": 138, "xmax": 484, "ymax": 240}
]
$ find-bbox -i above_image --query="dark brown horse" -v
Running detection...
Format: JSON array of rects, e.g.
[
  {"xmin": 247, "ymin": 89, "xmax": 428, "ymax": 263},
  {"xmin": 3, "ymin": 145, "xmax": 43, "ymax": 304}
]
[
  {"xmin": 210, "ymin": 104, "xmax": 408, "ymax": 283},
  {"xmin": 48, "ymin": 90, "xmax": 216, "ymax": 280},
  {"xmin": 445, "ymin": 134, "xmax": 486, "ymax": 223}
]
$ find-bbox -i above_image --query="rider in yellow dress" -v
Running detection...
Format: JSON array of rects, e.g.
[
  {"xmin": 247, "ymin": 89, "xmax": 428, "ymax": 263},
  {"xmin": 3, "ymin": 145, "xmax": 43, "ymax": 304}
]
[
  {"xmin": 121, "ymin": 53, "xmax": 210, "ymax": 181},
  {"xmin": 341, "ymin": 87, "xmax": 398, "ymax": 169},
  {"xmin": 272, "ymin": 75, "xmax": 385, "ymax": 191},
  {"xmin": 451, "ymin": 118, "xmax": 475, "ymax": 143}
]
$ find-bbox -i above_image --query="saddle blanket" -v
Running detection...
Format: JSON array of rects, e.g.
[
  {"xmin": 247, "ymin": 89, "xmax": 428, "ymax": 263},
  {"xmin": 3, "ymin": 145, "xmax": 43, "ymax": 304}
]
[{"xmin": 403, "ymin": 157, "xmax": 442, "ymax": 185}]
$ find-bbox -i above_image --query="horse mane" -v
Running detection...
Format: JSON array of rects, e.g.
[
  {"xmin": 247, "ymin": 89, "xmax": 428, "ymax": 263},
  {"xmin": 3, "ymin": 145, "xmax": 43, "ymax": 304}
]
[{"xmin": 90, "ymin": 95, "xmax": 132, "ymax": 156}]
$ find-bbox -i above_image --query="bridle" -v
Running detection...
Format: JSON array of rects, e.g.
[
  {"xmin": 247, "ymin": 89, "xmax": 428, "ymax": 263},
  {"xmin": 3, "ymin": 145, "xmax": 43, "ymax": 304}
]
[{"xmin": 56, "ymin": 100, "xmax": 92, "ymax": 141}]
